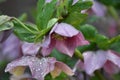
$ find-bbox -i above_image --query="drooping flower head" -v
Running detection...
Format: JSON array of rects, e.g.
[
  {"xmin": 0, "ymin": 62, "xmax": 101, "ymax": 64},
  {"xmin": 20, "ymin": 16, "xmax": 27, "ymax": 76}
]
[
  {"xmin": 5, "ymin": 56, "xmax": 74, "ymax": 80},
  {"xmin": 75, "ymin": 50, "xmax": 120, "ymax": 75},
  {"xmin": 42, "ymin": 23, "xmax": 89, "ymax": 57}
]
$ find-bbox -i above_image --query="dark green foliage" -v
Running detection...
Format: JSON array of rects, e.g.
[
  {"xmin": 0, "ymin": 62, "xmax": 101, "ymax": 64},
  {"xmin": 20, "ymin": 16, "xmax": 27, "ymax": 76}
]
[
  {"xmin": 64, "ymin": 12, "xmax": 87, "ymax": 27},
  {"xmin": 13, "ymin": 21, "xmax": 37, "ymax": 42},
  {"xmin": 98, "ymin": 0, "xmax": 120, "ymax": 6},
  {"xmin": 36, "ymin": 0, "xmax": 57, "ymax": 30},
  {"xmin": 0, "ymin": 15, "xmax": 13, "ymax": 31},
  {"xmin": 69, "ymin": 1, "xmax": 93, "ymax": 12}
]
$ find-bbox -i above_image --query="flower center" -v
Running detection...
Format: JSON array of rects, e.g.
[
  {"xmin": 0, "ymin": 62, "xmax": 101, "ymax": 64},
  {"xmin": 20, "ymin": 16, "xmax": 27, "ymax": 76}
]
[{"xmin": 52, "ymin": 33, "xmax": 66, "ymax": 40}]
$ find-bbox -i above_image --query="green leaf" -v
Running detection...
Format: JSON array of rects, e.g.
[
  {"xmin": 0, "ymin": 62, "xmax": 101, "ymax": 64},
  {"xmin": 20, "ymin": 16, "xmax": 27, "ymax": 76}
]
[
  {"xmin": 36, "ymin": 0, "xmax": 57, "ymax": 30},
  {"xmin": 109, "ymin": 35, "xmax": 120, "ymax": 52},
  {"xmin": 64, "ymin": 12, "xmax": 87, "ymax": 27},
  {"xmin": 0, "ymin": 15, "xmax": 13, "ymax": 31},
  {"xmin": 0, "ymin": 22, "xmax": 14, "ymax": 31},
  {"xmin": 47, "ymin": 18, "xmax": 58, "ymax": 28},
  {"xmin": 13, "ymin": 21, "xmax": 37, "ymax": 42},
  {"xmin": 69, "ymin": 1, "xmax": 93, "ymax": 12},
  {"xmin": 98, "ymin": 0, "xmax": 120, "ymax": 6},
  {"xmin": 95, "ymin": 34, "xmax": 109, "ymax": 49},
  {"xmin": 78, "ymin": 43, "xmax": 97, "ymax": 52},
  {"xmin": 79, "ymin": 24, "xmax": 98, "ymax": 41},
  {"xmin": 110, "ymin": 41, "xmax": 120, "ymax": 52},
  {"xmin": 0, "ymin": 15, "xmax": 12, "ymax": 25}
]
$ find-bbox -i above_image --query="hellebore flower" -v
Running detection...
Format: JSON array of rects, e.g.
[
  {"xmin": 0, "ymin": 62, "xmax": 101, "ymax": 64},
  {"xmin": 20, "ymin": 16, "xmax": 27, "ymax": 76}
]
[
  {"xmin": 76, "ymin": 50, "xmax": 120, "ymax": 75},
  {"xmin": 92, "ymin": 1, "xmax": 106, "ymax": 17},
  {"xmin": 41, "ymin": 23, "xmax": 89, "ymax": 57},
  {"xmin": 1, "ymin": 34, "xmax": 22, "ymax": 61},
  {"xmin": 5, "ymin": 56, "xmax": 74, "ymax": 80}
]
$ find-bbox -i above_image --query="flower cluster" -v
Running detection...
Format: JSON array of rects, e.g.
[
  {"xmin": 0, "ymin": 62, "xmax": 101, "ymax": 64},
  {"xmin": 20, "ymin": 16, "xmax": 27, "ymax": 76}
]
[{"xmin": 1, "ymin": 0, "xmax": 120, "ymax": 80}]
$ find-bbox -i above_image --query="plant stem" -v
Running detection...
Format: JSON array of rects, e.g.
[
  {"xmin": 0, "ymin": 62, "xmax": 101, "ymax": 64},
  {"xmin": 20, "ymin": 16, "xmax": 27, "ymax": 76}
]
[
  {"xmin": 94, "ymin": 70, "xmax": 106, "ymax": 80},
  {"xmin": 74, "ymin": 49, "xmax": 106, "ymax": 80},
  {"xmin": 75, "ymin": 49, "xmax": 84, "ymax": 61}
]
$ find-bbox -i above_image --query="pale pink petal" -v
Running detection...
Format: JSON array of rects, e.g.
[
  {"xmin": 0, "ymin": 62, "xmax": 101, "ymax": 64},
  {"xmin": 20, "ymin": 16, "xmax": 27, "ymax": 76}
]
[
  {"xmin": 72, "ymin": 32, "xmax": 89, "ymax": 46},
  {"xmin": 55, "ymin": 33, "xmax": 89, "ymax": 57},
  {"xmin": 5, "ymin": 56, "xmax": 56, "ymax": 80},
  {"xmin": 41, "ymin": 38, "xmax": 56, "ymax": 56},
  {"xmin": 54, "ymin": 23, "xmax": 79, "ymax": 37},
  {"xmin": 107, "ymin": 50, "xmax": 120, "ymax": 68},
  {"xmin": 55, "ymin": 61, "xmax": 74, "ymax": 76},
  {"xmin": 55, "ymin": 39, "xmax": 75, "ymax": 57},
  {"xmin": 83, "ymin": 51, "xmax": 95, "ymax": 75},
  {"xmin": 22, "ymin": 42, "xmax": 41, "ymax": 56},
  {"xmin": 83, "ymin": 51, "xmax": 107, "ymax": 75},
  {"xmin": 104, "ymin": 61, "xmax": 120, "ymax": 74}
]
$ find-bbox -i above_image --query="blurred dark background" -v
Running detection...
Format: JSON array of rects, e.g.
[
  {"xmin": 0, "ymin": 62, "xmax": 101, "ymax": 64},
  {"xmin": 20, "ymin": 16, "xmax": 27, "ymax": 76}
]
[{"xmin": 0, "ymin": 0, "xmax": 37, "ymax": 21}]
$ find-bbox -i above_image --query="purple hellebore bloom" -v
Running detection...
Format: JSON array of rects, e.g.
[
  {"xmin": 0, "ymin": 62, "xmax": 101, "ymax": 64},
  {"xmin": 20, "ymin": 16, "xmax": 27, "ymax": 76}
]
[
  {"xmin": 76, "ymin": 50, "xmax": 120, "ymax": 75},
  {"xmin": 41, "ymin": 23, "xmax": 89, "ymax": 57},
  {"xmin": 5, "ymin": 56, "xmax": 74, "ymax": 80},
  {"xmin": 92, "ymin": 1, "xmax": 107, "ymax": 17},
  {"xmin": 22, "ymin": 42, "xmax": 41, "ymax": 56},
  {"xmin": 1, "ymin": 34, "xmax": 22, "ymax": 60}
]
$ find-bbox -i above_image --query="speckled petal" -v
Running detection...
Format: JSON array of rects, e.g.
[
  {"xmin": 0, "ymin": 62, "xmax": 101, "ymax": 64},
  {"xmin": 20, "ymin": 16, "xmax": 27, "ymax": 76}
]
[
  {"xmin": 54, "ymin": 23, "xmax": 79, "ymax": 37},
  {"xmin": 5, "ymin": 56, "xmax": 56, "ymax": 80},
  {"xmin": 22, "ymin": 42, "xmax": 41, "ymax": 56}
]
